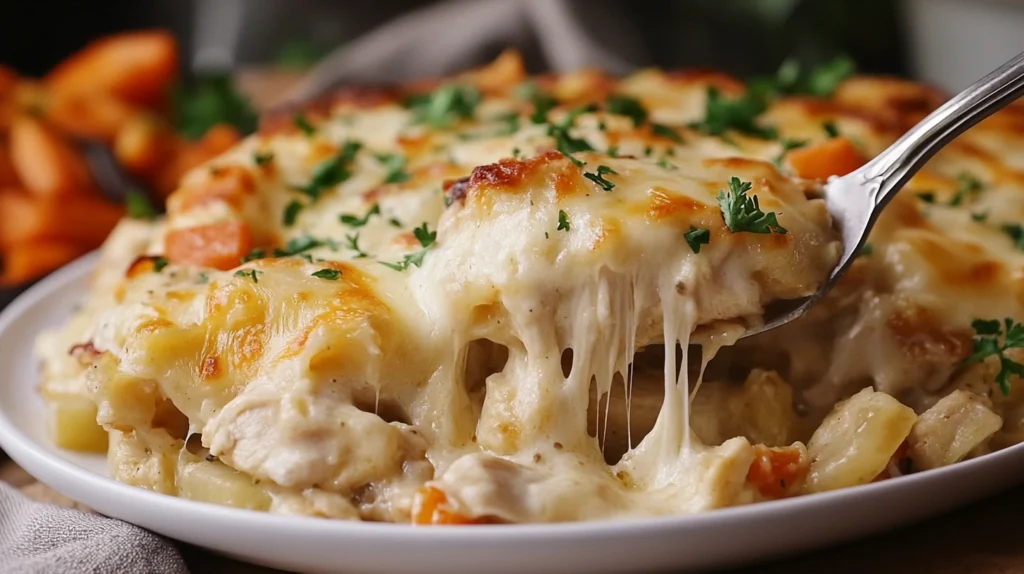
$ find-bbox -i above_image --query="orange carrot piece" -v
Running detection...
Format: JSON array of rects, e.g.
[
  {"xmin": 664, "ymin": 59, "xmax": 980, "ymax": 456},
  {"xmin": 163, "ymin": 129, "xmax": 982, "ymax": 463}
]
[
  {"xmin": 114, "ymin": 114, "xmax": 174, "ymax": 178},
  {"xmin": 747, "ymin": 444, "xmax": 810, "ymax": 499},
  {"xmin": 411, "ymin": 486, "xmax": 478, "ymax": 525},
  {"xmin": 0, "ymin": 240, "xmax": 87, "ymax": 286},
  {"xmin": 165, "ymin": 221, "xmax": 253, "ymax": 271},
  {"xmin": 0, "ymin": 191, "xmax": 124, "ymax": 249},
  {"xmin": 47, "ymin": 91, "xmax": 142, "ymax": 143},
  {"xmin": 0, "ymin": 141, "xmax": 19, "ymax": 188},
  {"xmin": 45, "ymin": 30, "xmax": 179, "ymax": 108},
  {"xmin": 787, "ymin": 137, "xmax": 867, "ymax": 181},
  {"xmin": 9, "ymin": 115, "xmax": 97, "ymax": 197},
  {"xmin": 199, "ymin": 123, "xmax": 243, "ymax": 155}
]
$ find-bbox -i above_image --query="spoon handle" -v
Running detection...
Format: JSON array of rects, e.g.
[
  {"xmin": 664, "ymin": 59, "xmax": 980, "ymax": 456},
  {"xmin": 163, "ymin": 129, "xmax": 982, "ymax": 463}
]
[{"xmin": 864, "ymin": 51, "xmax": 1024, "ymax": 205}]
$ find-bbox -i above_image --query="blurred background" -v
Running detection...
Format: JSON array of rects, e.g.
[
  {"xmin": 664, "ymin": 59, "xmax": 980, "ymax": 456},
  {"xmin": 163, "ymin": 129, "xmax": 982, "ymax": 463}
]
[{"xmin": 0, "ymin": 0, "xmax": 1022, "ymax": 303}]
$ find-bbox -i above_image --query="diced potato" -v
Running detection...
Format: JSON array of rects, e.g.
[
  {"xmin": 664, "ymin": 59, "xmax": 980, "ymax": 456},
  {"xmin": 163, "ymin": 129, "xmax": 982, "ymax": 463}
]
[
  {"xmin": 805, "ymin": 387, "xmax": 917, "ymax": 493},
  {"xmin": 176, "ymin": 451, "xmax": 271, "ymax": 511},
  {"xmin": 691, "ymin": 369, "xmax": 798, "ymax": 447},
  {"xmin": 108, "ymin": 429, "xmax": 182, "ymax": 494},
  {"xmin": 908, "ymin": 390, "xmax": 1002, "ymax": 471},
  {"xmin": 47, "ymin": 395, "xmax": 108, "ymax": 453}
]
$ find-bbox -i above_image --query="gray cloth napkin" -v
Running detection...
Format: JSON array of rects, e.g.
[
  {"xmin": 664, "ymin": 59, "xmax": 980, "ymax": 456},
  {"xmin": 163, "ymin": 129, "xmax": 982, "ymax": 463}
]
[{"xmin": 0, "ymin": 1, "xmax": 641, "ymax": 573}]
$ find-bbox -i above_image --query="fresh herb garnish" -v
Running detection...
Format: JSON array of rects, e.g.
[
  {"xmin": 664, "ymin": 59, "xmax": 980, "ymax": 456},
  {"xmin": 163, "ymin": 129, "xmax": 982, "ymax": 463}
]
[
  {"xmin": 126, "ymin": 189, "xmax": 158, "ymax": 220},
  {"xmin": 717, "ymin": 177, "xmax": 788, "ymax": 235},
  {"xmin": 412, "ymin": 221, "xmax": 437, "ymax": 248},
  {"xmin": 275, "ymin": 39, "xmax": 326, "ymax": 70},
  {"xmin": 234, "ymin": 269, "xmax": 262, "ymax": 283},
  {"xmin": 684, "ymin": 227, "xmax": 710, "ymax": 254},
  {"xmin": 583, "ymin": 165, "xmax": 618, "ymax": 191},
  {"xmin": 389, "ymin": 217, "xmax": 403, "ymax": 228},
  {"xmin": 197, "ymin": 272, "xmax": 210, "ymax": 284},
  {"xmin": 516, "ymin": 83, "xmax": 558, "ymax": 124},
  {"xmin": 949, "ymin": 172, "xmax": 984, "ymax": 206},
  {"xmin": 241, "ymin": 248, "xmax": 265, "ymax": 263},
  {"xmin": 691, "ymin": 87, "xmax": 777, "ymax": 140},
  {"xmin": 380, "ymin": 222, "xmax": 437, "ymax": 271},
  {"xmin": 656, "ymin": 157, "xmax": 677, "ymax": 170},
  {"xmin": 340, "ymin": 203, "xmax": 381, "ymax": 227},
  {"xmin": 757, "ymin": 55, "xmax": 856, "ymax": 99},
  {"xmin": 971, "ymin": 211, "xmax": 990, "ymax": 223},
  {"xmin": 283, "ymin": 200, "xmax": 304, "ymax": 226},
  {"xmin": 605, "ymin": 94, "xmax": 648, "ymax": 126},
  {"xmin": 174, "ymin": 75, "xmax": 258, "ymax": 140},
  {"xmin": 512, "ymin": 147, "xmax": 523, "ymax": 159},
  {"xmin": 858, "ymin": 243, "xmax": 873, "ymax": 257},
  {"xmin": 557, "ymin": 209, "xmax": 570, "ymax": 232},
  {"xmin": 963, "ymin": 318, "xmax": 1024, "ymax": 395},
  {"xmin": 607, "ymin": 145, "xmax": 620, "ymax": 158},
  {"xmin": 253, "ymin": 151, "xmax": 275, "ymax": 166},
  {"xmin": 275, "ymin": 235, "xmax": 330, "ymax": 258},
  {"xmin": 1002, "ymin": 224, "xmax": 1024, "ymax": 251},
  {"xmin": 406, "ymin": 84, "xmax": 481, "ymax": 128},
  {"xmin": 823, "ymin": 121, "xmax": 840, "ymax": 138},
  {"xmin": 296, "ymin": 141, "xmax": 362, "ymax": 199},
  {"xmin": 773, "ymin": 139, "xmax": 808, "ymax": 167},
  {"xmin": 548, "ymin": 105, "xmax": 597, "ymax": 159},
  {"xmin": 917, "ymin": 192, "xmax": 936, "ymax": 204},
  {"xmin": 651, "ymin": 123, "xmax": 684, "ymax": 143},
  {"xmin": 311, "ymin": 268, "xmax": 341, "ymax": 281},
  {"xmin": 294, "ymin": 112, "xmax": 316, "ymax": 136},
  {"xmin": 344, "ymin": 232, "xmax": 369, "ymax": 258},
  {"xmin": 153, "ymin": 256, "xmax": 169, "ymax": 273}
]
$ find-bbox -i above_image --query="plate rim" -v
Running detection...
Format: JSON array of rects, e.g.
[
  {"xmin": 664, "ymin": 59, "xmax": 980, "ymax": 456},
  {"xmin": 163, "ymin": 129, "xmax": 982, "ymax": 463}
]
[{"xmin": 2, "ymin": 252, "xmax": 1024, "ymax": 543}]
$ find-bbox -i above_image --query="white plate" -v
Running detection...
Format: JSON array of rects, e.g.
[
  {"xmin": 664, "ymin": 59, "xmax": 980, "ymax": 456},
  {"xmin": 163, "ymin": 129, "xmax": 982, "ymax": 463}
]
[{"xmin": 3, "ymin": 253, "xmax": 1024, "ymax": 574}]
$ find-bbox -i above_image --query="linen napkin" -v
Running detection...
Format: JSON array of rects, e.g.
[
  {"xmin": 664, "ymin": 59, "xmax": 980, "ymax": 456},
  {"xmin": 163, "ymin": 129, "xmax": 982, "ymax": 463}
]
[{"xmin": 0, "ymin": 1, "xmax": 641, "ymax": 573}]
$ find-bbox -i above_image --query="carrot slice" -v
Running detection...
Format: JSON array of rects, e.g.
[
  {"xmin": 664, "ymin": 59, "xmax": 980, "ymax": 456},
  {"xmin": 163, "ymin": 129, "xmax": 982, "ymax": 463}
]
[
  {"xmin": 165, "ymin": 221, "xmax": 253, "ymax": 270},
  {"xmin": 9, "ymin": 115, "xmax": 97, "ymax": 198},
  {"xmin": 0, "ymin": 191, "xmax": 124, "ymax": 249},
  {"xmin": 411, "ymin": 486, "xmax": 478, "ymax": 525},
  {"xmin": 47, "ymin": 91, "xmax": 142, "ymax": 143},
  {"xmin": 0, "ymin": 240, "xmax": 86, "ymax": 286},
  {"xmin": 199, "ymin": 123, "xmax": 243, "ymax": 155},
  {"xmin": 45, "ymin": 30, "xmax": 178, "ymax": 108},
  {"xmin": 747, "ymin": 444, "xmax": 810, "ymax": 499},
  {"xmin": 114, "ymin": 114, "xmax": 174, "ymax": 177},
  {"xmin": 0, "ymin": 141, "xmax": 19, "ymax": 188},
  {"xmin": 787, "ymin": 137, "xmax": 867, "ymax": 181}
]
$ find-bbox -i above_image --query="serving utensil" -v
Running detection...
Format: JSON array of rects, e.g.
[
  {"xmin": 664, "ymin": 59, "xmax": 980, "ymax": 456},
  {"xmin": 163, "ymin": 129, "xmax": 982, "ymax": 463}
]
[{"xmin": 749, "ymin": 50, "xmax": 1024, "ymax": 338}]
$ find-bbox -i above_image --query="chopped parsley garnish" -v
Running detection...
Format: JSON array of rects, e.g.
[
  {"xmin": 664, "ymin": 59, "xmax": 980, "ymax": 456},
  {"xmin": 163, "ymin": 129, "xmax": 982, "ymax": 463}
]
[
  {"xmin": 557, "ymin": 210, "xmax": 570, "ymax": 232},
  {"xmin": 516, "ymin": 83, "xmax": 558, "ymax": 124},
  {"xmin": 717, "ymin": 177, "xmax": 787, "ymax": 235},
  {"xmin": 311, "ymin": 268, "xmax": 341, "ymax": 281},
  {"xmin": 294, "ymin": 112, "xmax": 316, "ymax": 136},
  {"xmin": 380, "ymin": 222, "xmax": 436, "ymax": 271},
  {"xmin": 512, "ymin": 147, "xmax": 523, "ymax": 159},
  {"xmin": 253, "ymin": 151, "xmax": 275, "ymax": 166},
  {"xmin": 823, "ymin": 121, "xmax": 840, "ymax": 138},
  {"xmin": 234, "ymin": 269, "xmax": 262, "ymax": 283},
  {"xmin": 548, "ymin": 105, "xmax": 597, "ymax": 160},
  {"xmin": 197, "ymin": 272, "xmax": 210, "ymax": 284},
  {"xmin": 296, "ymin": 141, "xmax": 362, "ymax": 199},
  {"xmin": 406, "ymin": 84, "xmax": 481, "ymax": 128},
  {"xmin": 344, "ymin": 232, "xmax": 369, "ymax": 258},
  {"xmin": 283, "ymin": 200, "xmax": 304, "ymax": 226},
  {"xmin": 173, "ymin": 75, "xmax": 258, "ymax": 140},
  {"xmin": 651, "ymin": 123, "xmax": 684, "ymax": 143},
  {"xmin": 494, "ymin": 113, "xmax": 520, "ymax": 136},
  {"xmin": 971, "ymin": 211, "xmax": 990, "ymax": 223},
  {"xmin": 374, "ymin": 153, "xmax": 410, "ymax": 184},
  {"xmin": 605, "ymin": 94, "xmax": 648, "ymax": 126},
  {"xmin": 858, "ymin": 243, "xmax": 873, "ymax": 257},
  {"xmin": 692, "ymin": 87, "xmax": 777, "ymax": 140},
  {"xmin": 153, "ymin": 256, "xmax": 169, "ymax": 273},
  {"xmin": 125, "ymin": 189, "xmax": 158, "ymax": 220},
  {"xmin": 758, "ymin": 55, "xmax": 856, "ymax": 99},
  {"xmin": 684, "ymin": 227, "xmax": 710, "ymax": 254},
  {"xmin": 949, "ymin": 171, "xmax": 984, "ymax": 206},
  {"xmin": 340, "ymin": 203, "xmax": 381, "ymax": 227},
  {"xmin": 389, "ymin": 217, "xmax": 403, "ymax": 228},
  {"xmin": 1002, "ymin": 224, "xmax": 1024, "ymax": 251},
  {"xmin": 773, "ymin": 139, "xmax": 808, "ymax": 167},
  {"xmin": 656, "ymin": 157, "xmax": 677, "ymax": 170},
  {"xmin": 916, "ymin": 192, "xmax": 936, "ymax": 204},
  {"xmin": 562, "ymin": 152, "xmax": 586, "ymax": 168},
  {"xmin": 963, "ymin": 318, "xmax": 1024, "ymax": 395},
  {"xmin": 266, "ymin": 235, "xmax": 333, "ymax": 259},
  {"xmin": 583, "ymin": 165, "xmax": 618, "ymax": 191},
  {"xmin": 241, "ymin": 248, "xmax": 265, "ymax": 263},
  {"xmin": 607, "ymin": 145, "xmax": 620, "ymax": 158}
]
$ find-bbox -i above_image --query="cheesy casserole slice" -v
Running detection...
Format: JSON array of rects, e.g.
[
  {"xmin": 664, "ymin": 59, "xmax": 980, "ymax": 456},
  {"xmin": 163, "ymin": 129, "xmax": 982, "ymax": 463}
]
[{"xmin": 34, "ymin": 51, "xmax": 1024, "ymax": 523}]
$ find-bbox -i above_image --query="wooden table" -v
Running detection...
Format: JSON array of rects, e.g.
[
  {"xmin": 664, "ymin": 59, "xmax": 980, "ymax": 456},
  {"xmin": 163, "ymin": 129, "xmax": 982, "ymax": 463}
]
[{"xmin": 3, "ymin": 452, "xmax": 1023, "ymax": 574}]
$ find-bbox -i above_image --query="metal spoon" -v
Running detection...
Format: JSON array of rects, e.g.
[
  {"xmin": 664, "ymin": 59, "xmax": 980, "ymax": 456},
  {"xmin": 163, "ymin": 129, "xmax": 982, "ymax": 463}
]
[{"xmin": 748, "ymin": 50, "xmax": 1024, "ymax": 338}]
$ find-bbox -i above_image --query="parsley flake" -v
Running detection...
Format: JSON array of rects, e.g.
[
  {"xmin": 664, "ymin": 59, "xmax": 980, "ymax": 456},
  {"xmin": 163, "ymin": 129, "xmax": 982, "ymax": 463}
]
[
  {"xmin": 692, "ymin": 87, "xmax": 777, "ymax": 140},
  {"xmin": 917, "ymin": 192, "xmax": 936, "ymax": 204},
  {"xmin": 949, "ymin": 172, "xmax": 984, "ymax": 206},
  {"xmin": 374, "ymin": 153, "xmax": 410, "ymax": 184},
  {"xmin": 153, "ymin": 256, "xmax": 169, "ymax": 273},
  {"xmin": 717, "ymin": 177, "xmax": 788, "ymax": 235},
  {"xmin": 971, "ymin": 211, "xmax": 990, "ymax": 223},
  {"xmin": 406, "ymin": 84, "xmax": 481, "ymax": 128},
  {"xmin": 311, "ymin": 268, "xmax": 341, "ymax": 281},
  {"xmin": 963, "ymin": 318, "xmax": 1024, "ymax": 395},
  {"xmin": 253, "ymin": 151, "xmax": 274, "ymax": 166},
  {"xmin": 283, "ymin": 200, "xmax": 304, "ymax": 226},
  {"xmin": 858, "ymin": 243, "xmax": 873, "ymax": 257},
  {"xmin": 651, "ymin": 123, "xmax": 684, "ymax": 143},
  {"xmin": 557, "ymin": 210, "xmax": 570, "ymax": 232},
  {"xmin": 340, "ymin": 204, "xmax": 381, "ymax": 227},
  {"xmin": 516, "ymin": 83, "xmax": 558, "ymax": 124},
  {"xmin": 389, "ymin": 217, "xmax": 403, "ymax": 228},
  {"xmin": 126, "ymin": 190, "xmax": 158, "ymax": 221},
  {"xmin": 823, "ymin": 121, "xmax": 840, "ymax": 138},
  {"xmin": 344, "ymin": 232, "xmax": 369, "ymax": 258},
  {"xmin": 656, "ymin": 157, "xmax": 677, "ymax": 170},
  {"xmin": 1002, "ymin": 224, "xmax": 1024, "ymax": 251},
  {"xmin": 584, "ymin": 165, "xmax": 618, "ymax": 191},
  {"xmin": 684, "ymin": 227, "xmax": 710, "ymax": 254},
  {"xmin": 234, "ymin": 269, "xmax": 262, "ymax": 283},
  {"xmin": 412, "ymin": 222, "xmax": 437, "ymax": 248},
  {"xmin": 379, "ymin": 222, "xmax": 436, "ymax": 271},
  {"xmin": 295, "ymin": 141, "xmax": 362, "ymax": 200},
  {"xmin": 605, "ymin": 94, "xmax": 648, "ymax": 126},
  {"xmin": 294, "ymin": 113, "xmax": 316, "ymax": 136}
]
